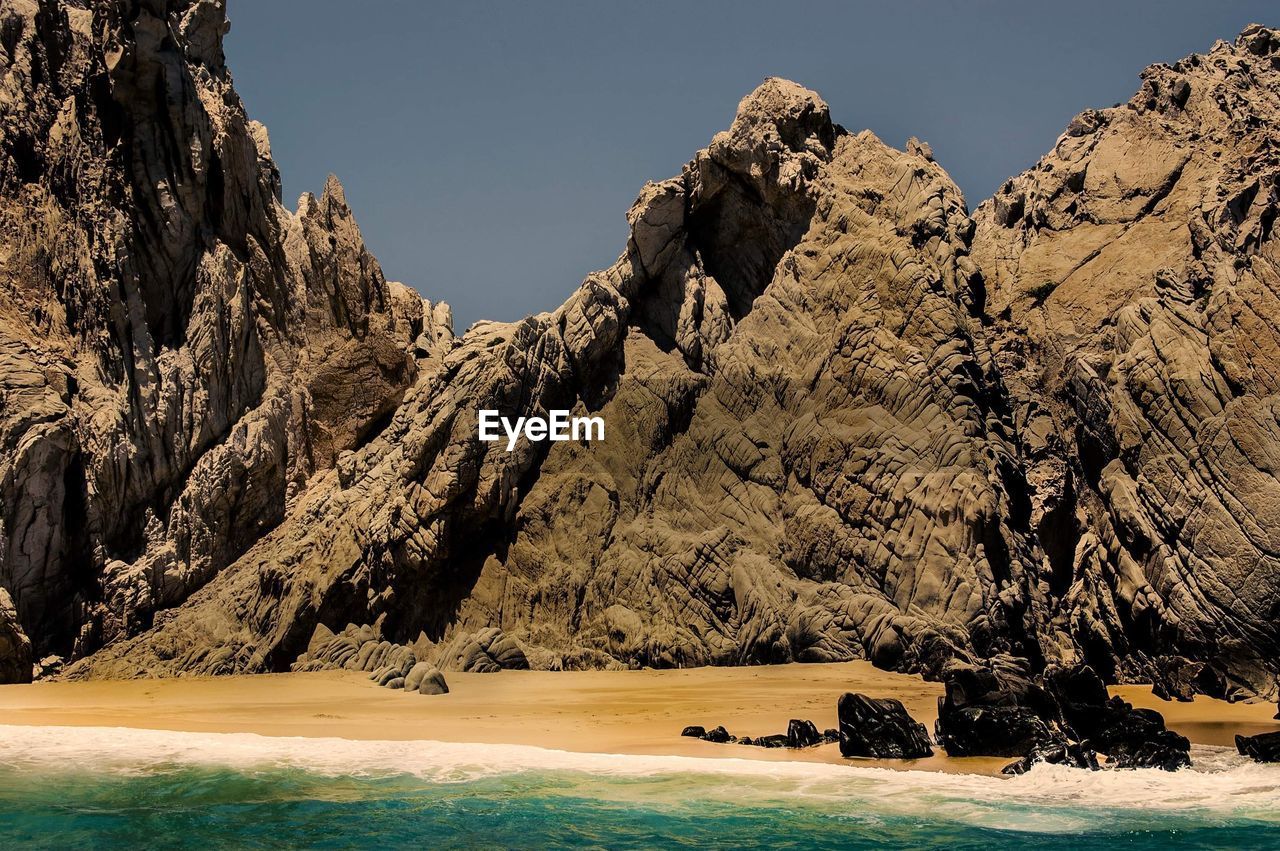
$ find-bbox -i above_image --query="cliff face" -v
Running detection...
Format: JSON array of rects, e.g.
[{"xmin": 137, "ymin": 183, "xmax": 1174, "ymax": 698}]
[
  {"xmin": 77, "ymin": 80, "xmax": 1050, "ymax": 681},
  {"xmin": 0, "ymin": 0, "xmax": 449, "ymax": 680},
  {"xmin": 2, "ymin": 5, "xmax": 1277, "ymax": 699},
  {"xmin": 971, "ymin": 23, "xmax": 1280, "ymax": 695}
]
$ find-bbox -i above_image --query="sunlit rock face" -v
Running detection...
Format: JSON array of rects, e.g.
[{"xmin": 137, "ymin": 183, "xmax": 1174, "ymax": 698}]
[
  {"xmin": 2, "ymin": 5, "xmax": 1277, "ymax": 701},
  {"xmin": 971, "ymin": 23, "xmax": 1280, "ymax": 696},
  {"xmin": 0, "ymin": 0, "xmax": 445, "ymax": 680}
]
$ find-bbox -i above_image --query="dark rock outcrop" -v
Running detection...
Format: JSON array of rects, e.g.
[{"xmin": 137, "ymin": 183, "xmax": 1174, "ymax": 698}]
[
  {"xmin": 837, "ymin": 693, "xmax": 933, "ymax": 759},
  {"xmin": 1044, "ymin": 664, "xmax": 1191, "ymax": 770},
  {"xmin": 750, "ymin": 734, "xmax": 789, "ymax": 749},
  {"xmin": 963, "ymin": 662, "xmax": 1192, "ymax": 770},
  {"xmin": 1002, "ymin": 742, "xmax": 1101, "ymax": 775},
  {"xmin": 936, "ymin": 703, "xmax": 1061, "ymax": 759},
  {"xmin": 703, "ymin": 725, "xmax": 733, "ymax": 744},
  {"xmin": 680, "ymin": 725, "xmax": 706, "ymax": 738},
  {"xmin": 934, "ymin": 663, "xmax": 1066, "ymax": 757},
  {"xmin": 1043, "ymin": 664, "xmax": 1112, "ymax": 739},
  {"xmin": 1236, "ymin": 731, "xmax": 1280, "ymax": 763},
  {"xmin": 786, "ymin": 719, "xmax": 822, "ymax": 748},
  {"xmin": 1106, "ymin": 732, "xmax": 1191, "ymax": 771},
  {"xmin": 1080, "ymin": 700, "xmax": 1191, "ymax": 770}
]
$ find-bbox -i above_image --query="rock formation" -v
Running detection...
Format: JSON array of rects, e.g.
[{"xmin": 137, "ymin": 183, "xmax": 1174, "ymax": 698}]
[
  {"xmin": 937, "ymin": 661, "xmax": 1191, "ymax": 770},
  {"xmin": 971, "ymin": 23, "xmax": 1280, "ymax": 698},
  {"xmin": 1236, "ymin": 730, "xmax": 1280, "ymax": 762},
  {"xmin": 0, "ymin": 588, "xmax": 30, "ymax": 683},
  {"xmin": 786, "ymin": 718, "xmax": 823, "ymax": 748},
  {"xmin": 0, "ymin": 3, "xmax": 1278, "ymax": 705},
  {"xmin": 837, "ymin": 692, "xmax": 934, "ymax": 759},
  {"xmin": 0, "ymin": 0, "xmax": 448, "ymax": 682}
]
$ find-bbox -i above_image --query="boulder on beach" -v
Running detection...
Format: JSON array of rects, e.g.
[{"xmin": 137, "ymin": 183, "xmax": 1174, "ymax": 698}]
[
  {"xmin": 417, "ymin": 669, "xmax": 449, "ymax": 695},
  {"xmin": 933, "ymin": 664, "xmax": 1064, "ymax": 758},
  {"xmin": 1236, "ymin": 731, "xmax": 1280, "ymax": 763},
  {"xmin": 753, "ymin": 734, "xmax": 789, "ymax": 749},
  {"xmin": 837, "ymin": 693, "xmax": 933, "ymax": 759},
  {"xmin": 681, "ymin": 726, "xmax": 707, "ymax": 738},
  {"xmin": 786, "ymin": 719, "xmax": 822, "ymax": 748},
  {"xmin": 703, "ymin": 725, "xmax": 733, "ymax": 744},
  {"xmin": 404, "ymin": 662, "xmax": 433, "ymax": 692}
]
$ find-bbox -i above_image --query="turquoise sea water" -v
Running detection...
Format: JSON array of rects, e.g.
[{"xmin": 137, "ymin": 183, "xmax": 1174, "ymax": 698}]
[{"xmin": 1, "ymin": 726, "xmax": 1278, "ymax": 849}]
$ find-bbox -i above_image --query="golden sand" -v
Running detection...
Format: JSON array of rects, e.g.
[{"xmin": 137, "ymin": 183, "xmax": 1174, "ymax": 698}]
[{"xmin": 0, "ymin": 662, "xmax": 1274, "ymax": 776}]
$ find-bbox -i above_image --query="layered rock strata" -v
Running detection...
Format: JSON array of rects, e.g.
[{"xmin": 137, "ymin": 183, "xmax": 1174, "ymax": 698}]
[
  {"xmin": 971, "ymin": 23, "xmax": 1280, "ymax": 696},
  {"xmin": 0, "ymin": 0, "xmax": 448, "ymax": 680},
  {"xmin": 0, "ymin": 4, "xmax": 1277, "ymax": 702}
]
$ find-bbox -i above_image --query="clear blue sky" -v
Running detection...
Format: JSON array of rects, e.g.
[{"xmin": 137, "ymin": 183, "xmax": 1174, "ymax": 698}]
[{"xmin": 224, "ymin": 1, "xmax": 1274, "ymax": 330}]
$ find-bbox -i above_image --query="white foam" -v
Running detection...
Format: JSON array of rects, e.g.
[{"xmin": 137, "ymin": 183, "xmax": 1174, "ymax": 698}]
[{"xmin": 1, "ymin": 725, "xmax": 1277, "ymax": 824}]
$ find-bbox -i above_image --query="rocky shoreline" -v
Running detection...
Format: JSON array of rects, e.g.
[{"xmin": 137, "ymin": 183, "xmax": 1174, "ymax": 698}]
[{"xmin": 680, "ymin": 660, "xmax": 1280, "ymax": 773}]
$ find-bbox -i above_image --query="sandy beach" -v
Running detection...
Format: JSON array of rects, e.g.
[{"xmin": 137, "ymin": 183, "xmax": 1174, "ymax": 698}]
[{"xmin": 1, "ymin": 662, "xmax": 1275, "ymax": 776}]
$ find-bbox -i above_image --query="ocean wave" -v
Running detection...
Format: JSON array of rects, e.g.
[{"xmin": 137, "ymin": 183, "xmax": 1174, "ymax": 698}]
[{"xmin": 1, "ymin": 725, "xmax": 1278, "ymax": 825}]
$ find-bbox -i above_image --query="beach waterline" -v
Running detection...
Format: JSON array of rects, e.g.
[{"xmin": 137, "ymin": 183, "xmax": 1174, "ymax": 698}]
[{"xmin": 1, "ymin": 725, "xmax": 1279, "ymax": 849}]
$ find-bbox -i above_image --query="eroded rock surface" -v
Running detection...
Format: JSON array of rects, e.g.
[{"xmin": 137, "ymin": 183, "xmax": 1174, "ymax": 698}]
[
  {"xmin": 971, "ymin": 24, "xmax": 1280, "ymax": 698},
  {"xmin": 0, "ymin": 6, "xmax": 1277, "ymax": 701},
  {"xmin": 837, "ymin": 692, "xmax": 934, "ymax": 759},
  {"xmin": 0, "ymin": 0, "xmax": 447, "ymax": 680},
  {"xmin": 71, "ymin": 73, "xmax": 1048, "ymax": 683}
]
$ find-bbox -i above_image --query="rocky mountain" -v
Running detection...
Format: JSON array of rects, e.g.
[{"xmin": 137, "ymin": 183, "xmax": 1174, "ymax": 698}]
[
  {"xmin": 0, "ymin": 0, "xmax": 450, "ymax": 681},
  {"xmin": 971, "ymin": 23, "xmax": 1280, "ymax": 697},
  {"xmin": 0, "ymin": 3, "xmax": 1276, "ymax": 700}
]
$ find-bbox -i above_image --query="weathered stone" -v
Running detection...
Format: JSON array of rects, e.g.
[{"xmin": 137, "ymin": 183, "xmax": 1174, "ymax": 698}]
[
  {"xmin": 680, "ymin": 725, "xmax": 706, "ymax": 739},
  {"xmin": 1236, "ymin": 731, "xmax": 1280, "ymax": 763},
  {"xmin": 1002, "ymin": 742, "xmax": 1101, "ymax": 775},
  {"xmin": 786, "ymin": 719, "xmax": 822, "ymax": 749},
  {"xmin": 971, "ymin": 25, "xmax": 1280, "ymax": 699},
  {"xmin": 837, "ymin": 693, "xmax": 934, "ymax": 759},
  {"xmin": 434, "ymin": 629, "xmax": 529, "ymax": 674},
  {"xmin": 417, "ymin": 669, "xmax": 449, "ymax": 696},
  {"xmin": 0, "ymin": 6, "xmax": 1276, "ymax": 713},
  {"xmin": 0, "ymin": 0, "xmax": 448, "ymax": 678},
  {"xmin": 404, "ymin": 662, "xmax": 433, "ymax": 692},
  {"xmin": 0, "ymin": 589, "xmax": 31, "ymax": 684},
  {"xmin": 1147, "ymin": 656, "xmax": 1203, "ymax": 703}
]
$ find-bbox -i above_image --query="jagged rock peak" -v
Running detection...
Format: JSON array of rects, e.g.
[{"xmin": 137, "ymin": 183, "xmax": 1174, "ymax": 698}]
[
  {"xmin": 970, "ymin": 21, "xmax": 1280, "ymax": 697},
  {"xmin": 717, "ymin": 77, "xmax": 839, "ymax": 159},
  {"xmin": 0, "ymin": 0, "xmax": 446, "ymax": 681},
  {"xmin": 3, "ymin": 7, "xmax": 1278, "ymax": 705}
]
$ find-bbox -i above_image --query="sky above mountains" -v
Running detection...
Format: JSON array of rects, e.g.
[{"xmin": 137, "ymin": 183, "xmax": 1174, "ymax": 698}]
[{"xmin": 225, "ymin": 1, "xmax": 1275, "ymax": 329}]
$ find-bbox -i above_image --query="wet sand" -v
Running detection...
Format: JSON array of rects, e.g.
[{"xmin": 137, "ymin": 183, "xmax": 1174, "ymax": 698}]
[{"xmin": 0, "ymin": 662, "xmax": 1274, "ymax": 776}]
